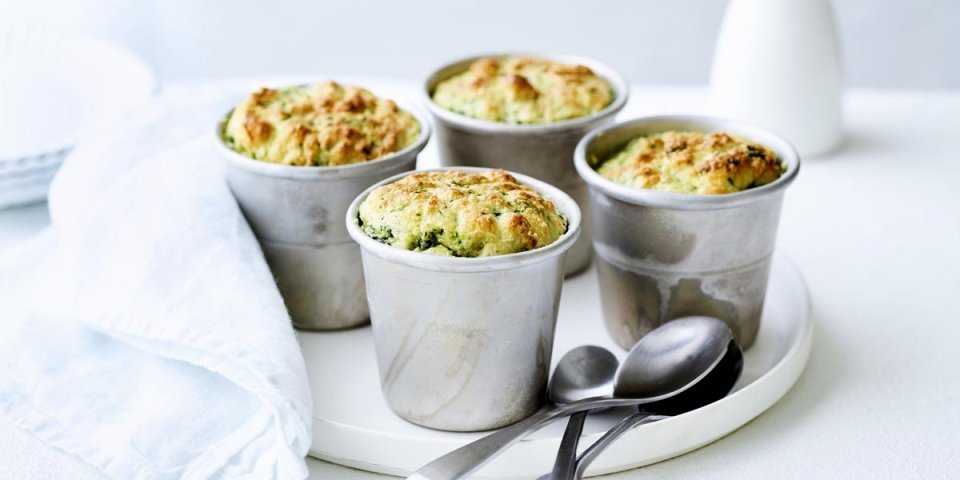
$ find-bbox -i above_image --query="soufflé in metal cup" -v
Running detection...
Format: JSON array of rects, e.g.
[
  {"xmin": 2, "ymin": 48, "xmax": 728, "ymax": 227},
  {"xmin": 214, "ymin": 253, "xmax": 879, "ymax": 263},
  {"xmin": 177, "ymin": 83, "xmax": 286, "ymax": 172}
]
[
  {"xmin": 216, "ymin": 81, "xmax": 431, "ymax": 330},
  {"xmin": 574, "ymin": 115, "xmax": 799, "ymax": 350},
  {"xmin": 345, "ymin": 168, "xmax": 581, "ymax": 431},
  {"xmin": 422, "ymin": 54, "xmax": 628, "ymax": 276}
]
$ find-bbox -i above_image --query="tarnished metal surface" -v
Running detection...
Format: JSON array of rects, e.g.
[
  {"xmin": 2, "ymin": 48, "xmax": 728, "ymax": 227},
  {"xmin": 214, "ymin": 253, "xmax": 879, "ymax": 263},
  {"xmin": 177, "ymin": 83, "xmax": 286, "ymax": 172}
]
[
  {"xmin": 346, "ymin": 167, "xmax": 581, "ymax": 431},
  {"xmin": 575, "ymin": 115, "xmax": 800, "ymax": 350},
  {"xmin": 217, "ymin": 104, "xmax": 431, "ymax": 330}
]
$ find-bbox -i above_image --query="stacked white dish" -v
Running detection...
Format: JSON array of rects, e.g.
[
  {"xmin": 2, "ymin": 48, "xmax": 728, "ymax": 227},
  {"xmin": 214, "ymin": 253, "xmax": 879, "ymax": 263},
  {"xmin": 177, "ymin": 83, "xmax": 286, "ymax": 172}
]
[{"xmin": 0, "ymin": 26, "xmax": 156, "ymax": 208}]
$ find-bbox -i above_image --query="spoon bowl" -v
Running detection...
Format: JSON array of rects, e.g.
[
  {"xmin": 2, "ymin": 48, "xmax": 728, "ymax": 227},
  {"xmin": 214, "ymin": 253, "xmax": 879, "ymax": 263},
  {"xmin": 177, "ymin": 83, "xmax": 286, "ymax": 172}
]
[
  {"xmin": 614, "ymin": 316, "xmax": 736, "ymax": 399},
  {"xmin": 549, "ymin": 345, "xmax": 619, "ymax": 404},
  {"xmin": 547, "ymin": 345, "xmax": 619, "ymax": 480},
  {"xmin": 640, "ymin": 336, "xmax": 743, "ymax": 416}
]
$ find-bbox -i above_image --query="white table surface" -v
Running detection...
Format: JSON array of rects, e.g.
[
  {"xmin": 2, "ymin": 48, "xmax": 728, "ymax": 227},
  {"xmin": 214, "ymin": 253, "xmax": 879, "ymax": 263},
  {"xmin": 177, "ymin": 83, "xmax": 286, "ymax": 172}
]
[{"xmin": 2, "ymin": 84, "xmax": 959, "ymax": 479}]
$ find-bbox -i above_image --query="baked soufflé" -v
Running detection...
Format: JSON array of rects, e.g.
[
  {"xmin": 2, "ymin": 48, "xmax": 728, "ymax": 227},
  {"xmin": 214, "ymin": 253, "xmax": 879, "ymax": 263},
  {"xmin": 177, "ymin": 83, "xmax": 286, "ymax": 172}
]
[
  {"xmin": 595, "ymin": 131, "xmax": 784, "ymax": 194},
  {"xmin": 222, "ymin": 81, "xmax": 420, "ymax": 166},
  {"xmin": 357, "ymin": 169, "xmax": 568, "ymax": 257},
  {"xmin": 432, "ymin": 57, "xmax": 613, "ymax": 124}
]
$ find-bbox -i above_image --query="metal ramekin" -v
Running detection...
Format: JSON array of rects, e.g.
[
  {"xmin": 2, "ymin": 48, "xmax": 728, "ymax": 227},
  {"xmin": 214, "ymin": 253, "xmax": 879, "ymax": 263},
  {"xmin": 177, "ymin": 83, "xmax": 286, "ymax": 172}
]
[
  {"xmin": 574, "ymin": 115, "xmax": 800, "ymax": 350},
  {"xmin": 345, "ymin": 167, "xmax": 581, "ymax": 431},
  {"xmin": 215, "ymin": 93, "xmax": 431, "ymax": 331},
  {"xmin": 423, "ymin": 54, "xmax": 628, "ymax": 276}
]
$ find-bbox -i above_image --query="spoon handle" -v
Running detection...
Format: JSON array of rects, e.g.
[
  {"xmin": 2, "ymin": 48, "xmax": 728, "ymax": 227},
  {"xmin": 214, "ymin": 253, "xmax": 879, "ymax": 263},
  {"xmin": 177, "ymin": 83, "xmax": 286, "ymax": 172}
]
[
  {"xmin": 407, "ymin": 398, "xmax": 626, "ymax": 480},
  {"xmin": 407, "ymin": 406, "xmax": 569, "ymax": 480},
  {"xmin": 550, "ymin": 411, "xmax": 588, "ymax": 480},
  {"xmin": 572, "ymin": 413, "xmax": 667, "ymax": 479}
]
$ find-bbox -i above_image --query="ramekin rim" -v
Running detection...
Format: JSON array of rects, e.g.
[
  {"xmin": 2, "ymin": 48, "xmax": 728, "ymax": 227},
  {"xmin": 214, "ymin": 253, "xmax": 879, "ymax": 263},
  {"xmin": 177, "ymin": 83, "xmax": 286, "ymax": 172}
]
[
  {"xmin": 421, "ymin": 52, "xmax": 629, "ymax": 135},
  {"xmin": 345, "ymin": 167, "xmax": 582, "ymax": 272},
  {"xmin": 573, "ymin": 114, "xmax": 801, "ymax": 210}
]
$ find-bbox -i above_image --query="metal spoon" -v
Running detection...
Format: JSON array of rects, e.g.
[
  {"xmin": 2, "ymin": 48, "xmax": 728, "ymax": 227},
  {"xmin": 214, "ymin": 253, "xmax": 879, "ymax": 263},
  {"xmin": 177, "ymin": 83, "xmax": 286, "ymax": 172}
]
[
  {"xmin": 407, "ymin": 316, "xmax": 739, "ymax": 480},
  {"xmin": 537, "ymin": 321, "xmax": 744, "ymax": 479},
  {"xmin": 547, "ymin": 346, "xmax": 619, "ymax": 480},
  {"xmin": 565, "ymin": 331, "xmax": 743, "ymax": 479}
]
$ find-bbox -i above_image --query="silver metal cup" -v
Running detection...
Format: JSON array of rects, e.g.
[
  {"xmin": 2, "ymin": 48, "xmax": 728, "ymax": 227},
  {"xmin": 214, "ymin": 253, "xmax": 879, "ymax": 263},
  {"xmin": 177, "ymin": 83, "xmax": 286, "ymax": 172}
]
[
  {"xmin": 574, "ymin": 115, "xmax": 800, "ymax": 350},
  {"xmin": 345, "ymin": 167, "xmax": 581, "ymax": 431},
  {"xmin": 422, "ymin": 54, "xmax": 628, "ymax": 276},
  {"xmin": 215, "ymin": 98, "xmax": 431, "ymax": 331}
]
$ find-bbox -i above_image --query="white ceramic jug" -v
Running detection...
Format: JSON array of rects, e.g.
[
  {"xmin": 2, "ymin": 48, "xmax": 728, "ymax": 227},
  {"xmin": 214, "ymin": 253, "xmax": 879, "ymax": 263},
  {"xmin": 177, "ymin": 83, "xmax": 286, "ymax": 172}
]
[{"xmin": 710, "ymin": 0, "xmax": 843, "ymax": 156}]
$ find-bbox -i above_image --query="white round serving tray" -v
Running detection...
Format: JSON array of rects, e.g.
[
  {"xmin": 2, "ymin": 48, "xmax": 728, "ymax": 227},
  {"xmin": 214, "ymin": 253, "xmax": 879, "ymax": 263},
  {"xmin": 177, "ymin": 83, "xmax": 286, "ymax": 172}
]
[{"xmin": 299, "ymin": 251, "xmax": 812, "ymax": 478}]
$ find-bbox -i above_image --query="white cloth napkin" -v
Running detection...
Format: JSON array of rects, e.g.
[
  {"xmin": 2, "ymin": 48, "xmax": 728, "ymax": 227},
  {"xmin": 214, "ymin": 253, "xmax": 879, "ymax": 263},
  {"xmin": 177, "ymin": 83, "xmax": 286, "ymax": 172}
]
[{"xmin": 0, "ymin": 90, "xmax": 312, "ymax": 479}]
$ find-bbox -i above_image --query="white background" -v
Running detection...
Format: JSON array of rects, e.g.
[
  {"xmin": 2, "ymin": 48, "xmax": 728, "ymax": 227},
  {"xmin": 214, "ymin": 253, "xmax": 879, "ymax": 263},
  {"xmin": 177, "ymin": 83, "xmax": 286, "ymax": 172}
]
[
  {"xmin": 1, "ymin": 0, "xmax": 958, "ymax": 88},
  {"xmin": 2, "ymin": 2, "xmax": 960, "ymax": 479}
]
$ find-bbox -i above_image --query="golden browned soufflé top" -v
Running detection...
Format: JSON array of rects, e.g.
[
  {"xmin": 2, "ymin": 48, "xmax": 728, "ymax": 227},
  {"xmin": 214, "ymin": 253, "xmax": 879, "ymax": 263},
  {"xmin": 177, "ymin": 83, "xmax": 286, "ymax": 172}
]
[
  {"xmin": 432, "ymin": 56, "xmax": 613, "ymax": 124},
  {"xmin": 595, "ymin": 131, "xmax": 784, "ymax": 194},
  {"xmin": 222, "ymin": 81, "xmax": 420, "ymax": 166},
  {"xmin": 357, "ymin": 169, "xmax": 568, "ymax": 257}
]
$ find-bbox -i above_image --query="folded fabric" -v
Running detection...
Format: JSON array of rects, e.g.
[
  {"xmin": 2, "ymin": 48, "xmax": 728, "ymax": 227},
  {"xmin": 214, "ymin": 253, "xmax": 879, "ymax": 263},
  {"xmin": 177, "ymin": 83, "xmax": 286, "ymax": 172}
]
[{"xmin": 0, "ymin": 91, "xmax": 312, "ymax": 479}]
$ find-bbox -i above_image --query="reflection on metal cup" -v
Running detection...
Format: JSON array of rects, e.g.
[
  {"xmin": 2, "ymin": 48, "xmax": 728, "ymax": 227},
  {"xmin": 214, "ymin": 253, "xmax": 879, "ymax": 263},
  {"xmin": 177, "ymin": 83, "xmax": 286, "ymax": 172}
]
[
  {"xmin": 575, "ymin": 115, "xmax": 800, "ymax": 350},
  {"xmin": 346, "ymin": 167, "xmax": 581, "ymax": 431},
  {"xmin": 216, "ymin": 100, "xmax": 431, "ymax": 330}
]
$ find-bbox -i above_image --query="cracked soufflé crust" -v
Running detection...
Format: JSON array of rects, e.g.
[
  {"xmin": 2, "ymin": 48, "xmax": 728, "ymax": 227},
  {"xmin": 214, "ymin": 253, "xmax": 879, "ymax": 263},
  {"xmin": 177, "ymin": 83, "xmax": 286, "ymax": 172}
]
[
  {"xmin": 431, "ymin": 57, "xmax": 613, "ymax": 124},
  {"xmin": 222, "ymin": 81, "xmax": 420, "ymax": 166},
  {"xmin": 357, "ymin": 170, "xmax": 568, "ymax": 257},
  {"xmin": 595, "ymin": 131, "xmax": 784, "ymax": 194}
]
